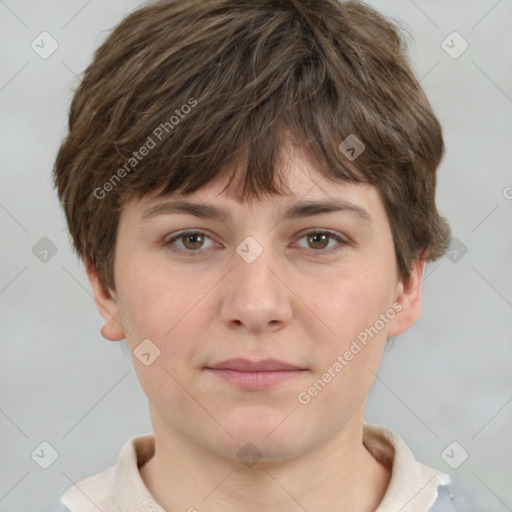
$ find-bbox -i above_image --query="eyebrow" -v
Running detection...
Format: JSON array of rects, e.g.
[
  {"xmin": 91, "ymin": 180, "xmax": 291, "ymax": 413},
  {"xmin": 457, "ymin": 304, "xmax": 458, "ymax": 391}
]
[{"xmin": 141, "ymin": 198, "xmax": 372, "ymax": 224}]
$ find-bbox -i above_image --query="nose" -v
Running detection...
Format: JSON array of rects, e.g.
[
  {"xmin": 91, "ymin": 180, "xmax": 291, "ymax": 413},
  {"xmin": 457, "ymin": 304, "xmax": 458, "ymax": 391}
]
[{"xmin": 219, "ymin": 240, "xmax": 293, "ymax": 334}]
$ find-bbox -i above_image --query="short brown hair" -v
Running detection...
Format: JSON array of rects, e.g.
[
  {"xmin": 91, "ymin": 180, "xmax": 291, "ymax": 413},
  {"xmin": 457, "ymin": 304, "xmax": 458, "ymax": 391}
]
[{"xmin": 53, "ymin": 0, "xmax": 451, "ymax": 292}]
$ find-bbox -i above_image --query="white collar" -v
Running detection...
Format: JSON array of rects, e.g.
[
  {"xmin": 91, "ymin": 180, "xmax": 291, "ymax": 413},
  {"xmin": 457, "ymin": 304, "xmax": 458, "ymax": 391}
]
[
  {"xmin": 61, "ymin": 424, "xmax": 451, "ymax": 511},
  {"xmin": 362, "ymin": 423, "xmax": 451, "ymax": 511}
]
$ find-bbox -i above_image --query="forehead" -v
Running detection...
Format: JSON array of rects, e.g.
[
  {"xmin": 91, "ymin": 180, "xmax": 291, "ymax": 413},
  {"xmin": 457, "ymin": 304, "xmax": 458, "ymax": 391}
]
[{"xmin": 123, "ymin": 146, "xmax": 386, "ymax": 226}]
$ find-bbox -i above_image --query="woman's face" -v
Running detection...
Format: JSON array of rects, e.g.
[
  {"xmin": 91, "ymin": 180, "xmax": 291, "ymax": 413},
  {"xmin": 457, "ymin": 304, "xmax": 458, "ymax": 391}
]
[{"xmin": 89, "ymin": 145, "xmax": 424, "ymax": 463}]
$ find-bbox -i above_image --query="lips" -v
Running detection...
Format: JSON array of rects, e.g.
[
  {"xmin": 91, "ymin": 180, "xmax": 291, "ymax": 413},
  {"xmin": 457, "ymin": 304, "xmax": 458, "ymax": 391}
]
[
  {"xmin": 205, "ymin": 358, "xmax": 308, "ymax": 390},
  {"xmin": 206, "ymin": 358, "xmax": 304, "ymax": 372}
]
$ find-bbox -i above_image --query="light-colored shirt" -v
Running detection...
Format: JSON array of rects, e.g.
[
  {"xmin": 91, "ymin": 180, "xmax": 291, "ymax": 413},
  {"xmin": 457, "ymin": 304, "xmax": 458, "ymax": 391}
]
[{"xmin": 56, "ymin": 423, "xmax": 457, "ymax": 511}]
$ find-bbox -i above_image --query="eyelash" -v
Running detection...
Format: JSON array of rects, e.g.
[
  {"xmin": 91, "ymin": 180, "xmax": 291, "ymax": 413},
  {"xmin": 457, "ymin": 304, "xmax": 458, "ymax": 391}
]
[{"xmin": 164, "ymin": 229, "xmax": 349, "ymax": 257}]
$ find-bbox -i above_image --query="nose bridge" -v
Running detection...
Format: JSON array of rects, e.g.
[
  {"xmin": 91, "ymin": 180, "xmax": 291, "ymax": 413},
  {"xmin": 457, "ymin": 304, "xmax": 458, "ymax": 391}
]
[
  {"xmin": 233, "ymin": 234, "xmax": 281, "ymax": 303},
  {"xmin": 220, "ymin": 234, "xmax": 293, "ymax": 331}
]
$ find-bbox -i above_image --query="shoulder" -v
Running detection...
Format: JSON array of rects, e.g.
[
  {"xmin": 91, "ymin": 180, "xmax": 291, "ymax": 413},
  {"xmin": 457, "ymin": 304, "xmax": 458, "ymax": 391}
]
[
  {"xmin": 59, "ymin": 464, "xmax": 116, "ymax": 512},
  {"xmin": 57, "ymin": 432, "xmax": 156, "ymax": 512}
]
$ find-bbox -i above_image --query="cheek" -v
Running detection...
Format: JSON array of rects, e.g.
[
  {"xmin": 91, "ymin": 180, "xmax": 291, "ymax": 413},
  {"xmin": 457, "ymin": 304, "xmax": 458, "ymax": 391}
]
[
  {"xmin": 311, "ymin": 267, "xmax": 389, "ymax": 340},
  {"xmin": 305, "ymin": 267, "xmax": 393, "ymax": 388},
  {"xmin": 115, "ymin": 257, "xmax": 213, "ymax": 368},
  {"xmin": 115, "ymin": 262, "xmax": 208, "ymax": 410}
]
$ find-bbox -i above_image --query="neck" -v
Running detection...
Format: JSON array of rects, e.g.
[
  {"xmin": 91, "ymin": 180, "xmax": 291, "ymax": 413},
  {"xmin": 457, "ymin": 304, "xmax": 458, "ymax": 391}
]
[{"xmin": 140, "ymin": 410, "xmax": 391, "ymax": 512}]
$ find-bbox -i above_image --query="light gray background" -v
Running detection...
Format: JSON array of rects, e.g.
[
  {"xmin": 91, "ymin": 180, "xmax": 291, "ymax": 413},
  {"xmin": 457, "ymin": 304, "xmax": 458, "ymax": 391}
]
[{"xmin": 1, "ymin": 1, "xmax": 511, "ymax": 511}]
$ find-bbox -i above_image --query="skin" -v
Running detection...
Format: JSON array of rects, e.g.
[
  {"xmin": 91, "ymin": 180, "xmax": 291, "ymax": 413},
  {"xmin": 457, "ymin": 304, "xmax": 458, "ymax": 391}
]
[{"xmin": 86, "ymin": 143, "xmax": 426, "ymax": 512}]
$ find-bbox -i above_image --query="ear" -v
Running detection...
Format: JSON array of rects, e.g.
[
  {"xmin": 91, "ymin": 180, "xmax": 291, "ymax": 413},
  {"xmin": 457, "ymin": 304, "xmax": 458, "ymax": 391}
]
[
  {"xmin": 387, "ymin": 258, "xmax": 427, "ymax": 337},
  {"xmin": 85, "ymin": 259, "xmax": 125, "ymax": 341}
]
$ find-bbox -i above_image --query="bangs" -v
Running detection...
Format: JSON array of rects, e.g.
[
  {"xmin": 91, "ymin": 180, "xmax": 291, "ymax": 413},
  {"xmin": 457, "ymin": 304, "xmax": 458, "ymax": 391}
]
[{"xmin": 115, "ymin": 32, "xmax": 377, "ymax": 208}]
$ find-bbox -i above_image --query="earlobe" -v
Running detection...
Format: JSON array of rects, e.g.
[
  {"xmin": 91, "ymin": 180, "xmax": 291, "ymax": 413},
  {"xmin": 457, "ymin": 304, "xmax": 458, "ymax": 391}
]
[
  {"xmin": 85, "ymin": 260, "xmax": 125, "ymax": 342},
  {"xmin": 387, "ymin": 259, "xmax": 426, "ymax": 338}
]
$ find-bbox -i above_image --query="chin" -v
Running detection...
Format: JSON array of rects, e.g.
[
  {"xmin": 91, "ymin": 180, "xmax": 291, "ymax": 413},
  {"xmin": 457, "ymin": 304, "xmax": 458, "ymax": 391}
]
[{"xmin": 212, "ymin": 411, "xmax": 307, "ymax": 462}]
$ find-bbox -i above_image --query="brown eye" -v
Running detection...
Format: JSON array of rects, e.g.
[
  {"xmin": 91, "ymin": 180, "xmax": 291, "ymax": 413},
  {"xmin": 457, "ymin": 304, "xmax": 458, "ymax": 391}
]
[
  {"xmin": 181, "ymin": 233, "xmax": 205, "ymax": 250},
  {"xmin": 296, "ymin": 230, "xmax": 347, "ymax": 254},
  {"xmin": 307, "ymin": 232, "xmax": 330, "ymax": 250},
  {"xmin": 165, "ymin": 230, "xmax": 215, "ymax": 256}
]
